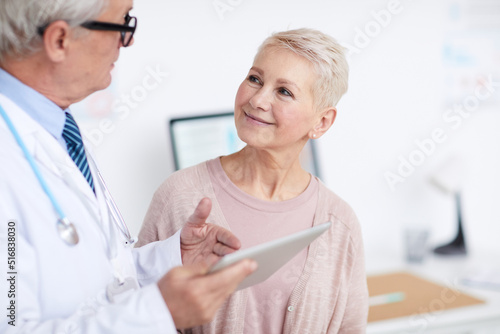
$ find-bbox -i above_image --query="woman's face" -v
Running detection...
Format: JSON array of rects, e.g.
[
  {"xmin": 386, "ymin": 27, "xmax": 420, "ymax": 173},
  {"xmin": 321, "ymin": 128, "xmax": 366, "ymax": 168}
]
[{"xmin": 234, "ymin": 47, "xmax": 321, "ymax": 152}]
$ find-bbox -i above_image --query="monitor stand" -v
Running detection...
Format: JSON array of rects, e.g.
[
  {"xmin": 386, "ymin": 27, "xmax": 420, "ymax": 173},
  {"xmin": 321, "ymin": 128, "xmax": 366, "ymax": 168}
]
[{"xmin": 434, "ymin": 192, "xmax": 467, "ymax": 255}]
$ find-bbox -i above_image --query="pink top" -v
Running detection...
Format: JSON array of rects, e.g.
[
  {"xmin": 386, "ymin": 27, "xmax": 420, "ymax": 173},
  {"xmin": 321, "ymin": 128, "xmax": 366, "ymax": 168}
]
[
  {"xmin": 137, "ymin": 160, "xmax": 369, "ymax": 333},
  {"xmin": 207, "ymin": 158, "xmax": 318, "ymax": 333}
]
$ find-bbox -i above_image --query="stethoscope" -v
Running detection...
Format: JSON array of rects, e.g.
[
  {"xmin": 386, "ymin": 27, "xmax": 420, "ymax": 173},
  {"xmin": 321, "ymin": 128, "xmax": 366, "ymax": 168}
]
[{"xmin": 0, "ymin": 103, "xmax": 134, "ymax": 247}]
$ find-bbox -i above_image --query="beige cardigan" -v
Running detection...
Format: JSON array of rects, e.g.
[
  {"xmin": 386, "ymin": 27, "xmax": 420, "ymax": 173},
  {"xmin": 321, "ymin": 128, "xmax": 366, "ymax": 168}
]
[{"xmin": 137, "ymin": 162, "xmax": 368, "ymax": 333}]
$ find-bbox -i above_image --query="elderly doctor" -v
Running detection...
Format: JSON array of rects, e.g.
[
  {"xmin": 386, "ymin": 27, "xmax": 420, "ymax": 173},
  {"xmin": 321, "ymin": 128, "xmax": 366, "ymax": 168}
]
[{"xmin": 0, "ymin": 0, "xmax": 256, "ymax": 333}]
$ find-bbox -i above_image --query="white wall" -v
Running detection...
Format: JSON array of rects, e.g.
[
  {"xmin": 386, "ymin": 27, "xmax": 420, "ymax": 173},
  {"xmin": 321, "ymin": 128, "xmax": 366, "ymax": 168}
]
[{"xmin": 75, "ymin": 0, "xmax": 500, "ymax": 265}]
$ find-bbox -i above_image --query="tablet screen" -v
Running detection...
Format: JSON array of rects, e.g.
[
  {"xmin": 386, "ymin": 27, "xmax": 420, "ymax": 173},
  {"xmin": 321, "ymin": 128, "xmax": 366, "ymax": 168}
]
[{"xmin": 209, "ymin": 221, "xmax": 331, "ymax": 290}]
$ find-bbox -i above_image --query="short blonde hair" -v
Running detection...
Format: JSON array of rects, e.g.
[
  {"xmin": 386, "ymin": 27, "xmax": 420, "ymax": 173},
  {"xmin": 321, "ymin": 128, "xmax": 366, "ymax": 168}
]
[{"xmin": 256, "ymin": 28, "xmax": 349, "ymax": 109}]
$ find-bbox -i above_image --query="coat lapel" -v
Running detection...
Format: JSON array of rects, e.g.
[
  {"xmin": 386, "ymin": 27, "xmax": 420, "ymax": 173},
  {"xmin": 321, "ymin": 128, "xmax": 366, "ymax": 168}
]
[{"xmin": 0, "ymin": 94, "xmax": 99, "ymax": 211}]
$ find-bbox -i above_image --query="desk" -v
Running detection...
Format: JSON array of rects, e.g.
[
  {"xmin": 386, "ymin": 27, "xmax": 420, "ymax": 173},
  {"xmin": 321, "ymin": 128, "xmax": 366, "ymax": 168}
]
[{"xmin": 366, "ymin": 250, "xmax": 500, "ymax": 333}]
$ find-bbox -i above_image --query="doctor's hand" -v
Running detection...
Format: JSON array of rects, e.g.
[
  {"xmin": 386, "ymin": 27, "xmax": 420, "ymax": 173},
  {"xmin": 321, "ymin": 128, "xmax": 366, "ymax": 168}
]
[
  {"xmin": 158, "ymin": 259, "xmax": 257, "ymax": 329},
  {"xmin": 180, "ymin": 198, "xmax": 241, "ymax": 266}
]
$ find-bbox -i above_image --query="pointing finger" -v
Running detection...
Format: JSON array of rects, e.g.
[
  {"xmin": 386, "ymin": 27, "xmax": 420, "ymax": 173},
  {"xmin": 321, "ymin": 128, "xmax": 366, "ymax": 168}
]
[{"xmin": 187, "ymin": 198, "xmax": 212, "ymax": 227}]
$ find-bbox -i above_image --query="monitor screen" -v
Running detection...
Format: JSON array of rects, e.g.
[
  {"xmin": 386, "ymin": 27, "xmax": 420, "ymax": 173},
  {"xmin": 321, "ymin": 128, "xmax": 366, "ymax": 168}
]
[{"xmin": 169, "ymin": 112, "xmax": 321, "ymax": 178}]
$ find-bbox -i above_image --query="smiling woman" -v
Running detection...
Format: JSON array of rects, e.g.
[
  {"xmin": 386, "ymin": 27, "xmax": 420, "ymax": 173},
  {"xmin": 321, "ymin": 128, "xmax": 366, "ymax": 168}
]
[
  {"xmin": 234, "ymin": 47, "xmax": 319, "ymax": 153},
  {"xmin": 137, "ymin": 28, "xmax": 368, "ymax": 334}
]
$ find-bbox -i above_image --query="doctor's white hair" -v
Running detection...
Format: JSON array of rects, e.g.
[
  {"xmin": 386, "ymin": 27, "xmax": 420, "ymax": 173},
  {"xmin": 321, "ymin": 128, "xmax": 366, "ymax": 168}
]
[
  {"xmin": 0, "ymin": 0, "xmax": 108, "ymax": 63},
  {"xmin": 255, "ymin": 28, "xmax": 349, "ymax": 110}
]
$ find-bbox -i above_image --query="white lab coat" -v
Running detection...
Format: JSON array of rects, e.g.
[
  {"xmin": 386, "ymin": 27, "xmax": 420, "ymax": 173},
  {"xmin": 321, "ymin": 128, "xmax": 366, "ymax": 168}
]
[{"xmin": 0, "ymin": 94, "xmax": 180, "ymax": 333}]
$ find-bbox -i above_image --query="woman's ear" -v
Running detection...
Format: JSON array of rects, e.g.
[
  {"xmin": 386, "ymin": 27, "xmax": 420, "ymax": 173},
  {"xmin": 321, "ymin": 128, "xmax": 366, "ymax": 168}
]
[
  {"xmin": 42, "ymin": 20, "xmax": 72, "ymax": 63},
  {"xmin": 309, "ymin": 107, "xmax": 337, "ymax": 139}
]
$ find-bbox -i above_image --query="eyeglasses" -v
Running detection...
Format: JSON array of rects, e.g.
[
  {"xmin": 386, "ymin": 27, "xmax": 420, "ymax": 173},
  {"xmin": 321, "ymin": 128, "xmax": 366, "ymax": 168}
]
[
  {"xmin": 81, "ymin": 13, "xmax": 137, "ymax": 47},
  {"xmin": 37, "ymin": 13, "xmax": 137, "ymax": 47}
]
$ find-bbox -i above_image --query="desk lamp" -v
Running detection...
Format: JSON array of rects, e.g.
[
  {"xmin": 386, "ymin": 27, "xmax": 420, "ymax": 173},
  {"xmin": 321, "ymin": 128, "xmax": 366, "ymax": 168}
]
[{"xmin": 429, "ymin": 158, "xmax": 467, "ymax": 255}]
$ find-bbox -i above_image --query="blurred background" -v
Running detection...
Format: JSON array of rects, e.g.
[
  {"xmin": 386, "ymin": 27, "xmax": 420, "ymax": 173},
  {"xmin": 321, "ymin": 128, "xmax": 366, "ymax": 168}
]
[{"xmin": 73, "ymin": 0, "xmax": 500, "ymax": 267}]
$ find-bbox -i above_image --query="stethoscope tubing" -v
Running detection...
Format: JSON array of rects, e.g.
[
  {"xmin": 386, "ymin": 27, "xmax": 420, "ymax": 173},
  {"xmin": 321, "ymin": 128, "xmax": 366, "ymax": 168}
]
[
  {"xmin": 89, "ymin": 155, "xmax": 134, "ymax": 245},
  {"xmin": 1, "ymin": 102, "xmax": 138, "ymax": 284},
  {"xmin": 0, "ymin": 104, "xmax": 67, "ymax": 220},
  {"xmin": 1, "ymin": 102, "xmax": 134, "ymax": 249}
]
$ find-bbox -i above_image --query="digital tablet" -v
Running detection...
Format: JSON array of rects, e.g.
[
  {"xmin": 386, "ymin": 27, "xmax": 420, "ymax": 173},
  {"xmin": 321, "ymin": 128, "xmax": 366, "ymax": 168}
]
[{"xmin": 209, "ymin": 221, "xmax": 332, "ymax": 290}]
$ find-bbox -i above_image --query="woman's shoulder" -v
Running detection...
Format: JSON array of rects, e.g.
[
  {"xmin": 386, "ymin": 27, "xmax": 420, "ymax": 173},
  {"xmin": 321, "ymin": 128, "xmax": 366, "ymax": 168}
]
[
  {"xmin": 142, "ymin": 160, "xmax": 216, "ymax": 230},
  {"xmin": 315, "ymin": 179, "xmax": 361, "ymax": 233},
  {"xmin": 316, "ymin": 179, "xmax": 353, "ymax": 211},
  {"xmin": 155, "ymin": 161, "xmax": 212, "ymax": 195}
]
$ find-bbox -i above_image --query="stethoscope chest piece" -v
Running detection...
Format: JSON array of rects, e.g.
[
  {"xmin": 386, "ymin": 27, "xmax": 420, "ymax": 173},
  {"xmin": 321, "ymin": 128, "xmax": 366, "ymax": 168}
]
[{"xmin": 58, "ymin": 218, "xmax": 79, "ymax": 246}]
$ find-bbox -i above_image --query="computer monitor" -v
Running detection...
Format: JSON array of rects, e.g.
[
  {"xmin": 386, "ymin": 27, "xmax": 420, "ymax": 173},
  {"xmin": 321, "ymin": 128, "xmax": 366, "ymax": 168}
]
[{"xmin": 169, "ymin": 112, "xmax": 321, "ymax": 178}]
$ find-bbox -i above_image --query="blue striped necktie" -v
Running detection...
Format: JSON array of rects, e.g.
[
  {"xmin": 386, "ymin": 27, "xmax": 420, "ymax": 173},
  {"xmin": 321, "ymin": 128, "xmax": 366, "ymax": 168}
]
[{"xmin": 62, "ymin": 112, "xmax": 95, "ymax": 193}]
